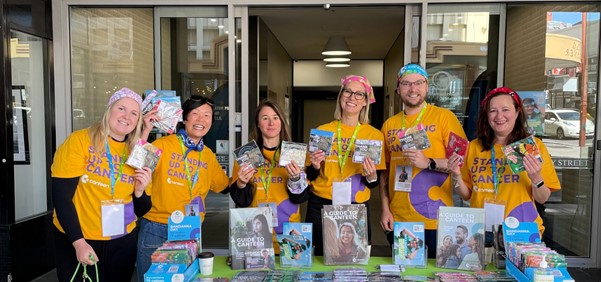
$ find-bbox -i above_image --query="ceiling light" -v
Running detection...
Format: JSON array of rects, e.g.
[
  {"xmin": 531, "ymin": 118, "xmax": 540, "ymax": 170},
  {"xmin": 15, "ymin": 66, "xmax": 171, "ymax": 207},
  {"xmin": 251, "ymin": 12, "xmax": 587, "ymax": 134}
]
[
  {"xmin": 321, "ymin": 36, "xmax": 351, "ymax": 56},
  {"xmin": 323, "ymin": 56, "xmax": 350, "ymax": 62},
  {"xmin": 325, "ymin": 62, "xmax": 350, "ymax": 68}
]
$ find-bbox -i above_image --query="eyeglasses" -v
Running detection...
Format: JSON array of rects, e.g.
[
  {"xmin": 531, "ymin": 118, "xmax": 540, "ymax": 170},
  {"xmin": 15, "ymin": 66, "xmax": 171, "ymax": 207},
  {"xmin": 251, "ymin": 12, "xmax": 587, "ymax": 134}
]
[
  {"xmin": 341, "ymin": 88, "xmax": 367, "ymax": 100},
  {"xmin": 399, "ymin": 79, "xmax": 427, "ymax": 88},
  {"xmin": 189, "ymin": 95, "xmax": 215, "ymax": 106}
]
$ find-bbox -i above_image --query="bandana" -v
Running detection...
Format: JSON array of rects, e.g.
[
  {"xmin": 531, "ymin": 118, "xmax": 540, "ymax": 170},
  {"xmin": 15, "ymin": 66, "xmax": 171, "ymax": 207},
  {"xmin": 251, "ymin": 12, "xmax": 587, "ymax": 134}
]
[
  {"xmin": 340, "ymin": 75, "xmax": 375, "ymax": 104},
  {"xmin": 177, "ymin": 128, "xmax": 204, "ymax": 157},
  {"xmin": 107, "ymin": 87, "xmax": 143, "ymax": 109},
  {"xmin": 398, "ymin": 64, "xmax": 429, "ymax": 81},
  {"xmin": 481, "ymin": 87, "xmax": 522, "ymax": 108}
]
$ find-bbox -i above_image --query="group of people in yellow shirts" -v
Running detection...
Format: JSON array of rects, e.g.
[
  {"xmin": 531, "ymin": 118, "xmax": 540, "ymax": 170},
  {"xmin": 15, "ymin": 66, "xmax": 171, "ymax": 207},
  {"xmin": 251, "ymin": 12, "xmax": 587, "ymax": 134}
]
[{"xmin": 51, "ymin": 63, "xmax": 560, "ymax": 281}]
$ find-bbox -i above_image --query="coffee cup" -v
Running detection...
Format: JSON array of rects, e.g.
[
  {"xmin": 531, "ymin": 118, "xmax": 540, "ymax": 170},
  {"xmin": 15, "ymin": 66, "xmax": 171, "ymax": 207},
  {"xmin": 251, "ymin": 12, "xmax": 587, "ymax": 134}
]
[{"xmin": 198, "ymin": 252, "xmax": 214, "ymax": 275}]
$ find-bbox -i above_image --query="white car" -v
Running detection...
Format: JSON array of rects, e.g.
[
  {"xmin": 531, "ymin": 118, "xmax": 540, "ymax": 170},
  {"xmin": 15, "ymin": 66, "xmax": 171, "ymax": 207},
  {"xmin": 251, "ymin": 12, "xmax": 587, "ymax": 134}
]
[{"xmin": 544, "ymin": 109, "xmax": 594, "ymax": 139}]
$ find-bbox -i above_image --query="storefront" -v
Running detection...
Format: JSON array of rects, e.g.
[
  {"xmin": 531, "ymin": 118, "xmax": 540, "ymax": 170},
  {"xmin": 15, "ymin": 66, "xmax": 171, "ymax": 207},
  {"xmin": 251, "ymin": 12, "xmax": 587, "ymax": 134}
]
[{"xmin": 0, "ymin": 0, "xmax": 599, "ymax": 280}]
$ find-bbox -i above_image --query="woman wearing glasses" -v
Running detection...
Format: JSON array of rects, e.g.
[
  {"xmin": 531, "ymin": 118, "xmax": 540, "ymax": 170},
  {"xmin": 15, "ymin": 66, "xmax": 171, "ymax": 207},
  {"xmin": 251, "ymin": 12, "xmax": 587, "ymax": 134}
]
[
  {"xmin": 448, "ymin": 87, "xmax": 560, "ymax": 237},
  {"xmin": 306, "ymin": 75, "xmax": 386, "ymax": 255},
  {"xmin": 136, "ymin": 96, "xmax": 229, "ymax": 281},
  {"xmin": 229, "ymin": 100, "xmax": 307, "ymax": 253}
]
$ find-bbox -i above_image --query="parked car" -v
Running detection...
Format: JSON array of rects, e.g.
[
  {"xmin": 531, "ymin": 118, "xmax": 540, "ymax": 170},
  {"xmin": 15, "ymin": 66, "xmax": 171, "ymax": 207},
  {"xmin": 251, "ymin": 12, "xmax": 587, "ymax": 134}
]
[{"xmin": 544, "ymin": 109, "xmax": 594, "ymax": 139}]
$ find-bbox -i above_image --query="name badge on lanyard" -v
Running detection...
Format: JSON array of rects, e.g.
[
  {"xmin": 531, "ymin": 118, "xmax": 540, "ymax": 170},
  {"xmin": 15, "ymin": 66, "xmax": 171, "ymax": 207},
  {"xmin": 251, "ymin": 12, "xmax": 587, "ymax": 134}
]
[
  {"xmin": 332, "ymin": 177, "xmax": 352, "ymax": 205},
  {"xmin": 101, "ymin": 199, "xmax": 125, "ymax": 237}
]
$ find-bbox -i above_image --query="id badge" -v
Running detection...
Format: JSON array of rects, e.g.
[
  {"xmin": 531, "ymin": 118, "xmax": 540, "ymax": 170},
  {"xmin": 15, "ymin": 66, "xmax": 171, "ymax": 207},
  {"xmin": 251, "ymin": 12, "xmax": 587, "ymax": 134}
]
[
  {"xmin": 101, "ymin": 199, "xmax": 125, "ymax": 237},
  {"xmin": 258, "ymin": 201, "xmax": 278, "ymax": 227},
  {"xmin": 484, "ymin": 199, "xmax": 506, "ymax": 232},
  {"xmin": 394, "ymin": 165, "xmax": 412, "ymax": 192},
  {"xmin": 332, "ymin": 177, "xmax": 352, "ymax": 205},
  {"xmin": 185, "ymin": 203, "xmax": 199, "ymax": 216}
]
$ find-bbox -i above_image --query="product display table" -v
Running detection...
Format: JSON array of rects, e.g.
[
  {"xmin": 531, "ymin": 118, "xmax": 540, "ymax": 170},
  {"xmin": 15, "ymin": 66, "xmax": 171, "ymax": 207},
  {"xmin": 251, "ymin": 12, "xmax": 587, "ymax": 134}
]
[{"xmin": 201, "ymin": 256, "xmax": 476, "ymax": 279}]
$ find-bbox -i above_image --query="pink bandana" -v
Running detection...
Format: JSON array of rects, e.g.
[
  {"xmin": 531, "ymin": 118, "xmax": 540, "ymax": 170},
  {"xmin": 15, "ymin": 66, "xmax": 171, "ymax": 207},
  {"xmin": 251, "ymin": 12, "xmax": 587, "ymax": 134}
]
[
  {"xmin": 107, "ymin": 87, "xmax": 143, "ymax": 109},
  {"xmin": 340, "ymin": 75, "xmax": 375, "ymax": 104}
]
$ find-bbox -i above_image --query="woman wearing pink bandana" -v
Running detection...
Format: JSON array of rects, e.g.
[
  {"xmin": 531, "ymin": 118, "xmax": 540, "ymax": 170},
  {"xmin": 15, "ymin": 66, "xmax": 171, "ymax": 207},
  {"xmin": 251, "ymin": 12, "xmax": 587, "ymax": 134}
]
[
  {"xmin": 51, "ymin": 87, "xmax": 152, "ymax": 281},
  {"xmin": 304, "ymin": 75, "xmax": 386, "ymax": 256}
]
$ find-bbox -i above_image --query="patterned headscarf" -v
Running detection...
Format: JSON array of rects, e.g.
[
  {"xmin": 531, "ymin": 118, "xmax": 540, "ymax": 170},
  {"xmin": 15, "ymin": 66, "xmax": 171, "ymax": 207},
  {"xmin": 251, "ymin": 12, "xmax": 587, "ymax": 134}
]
[
  {"xmin": 340, "ymin": 75, "xmax": 375, "ymax": 104},
  {"xmin": 398, "ymin": 64, "xmax": 429, "ymax": 81},
  {"xmin": 107, "ymin": 87, "xmax": 143, "ymax": 109}
]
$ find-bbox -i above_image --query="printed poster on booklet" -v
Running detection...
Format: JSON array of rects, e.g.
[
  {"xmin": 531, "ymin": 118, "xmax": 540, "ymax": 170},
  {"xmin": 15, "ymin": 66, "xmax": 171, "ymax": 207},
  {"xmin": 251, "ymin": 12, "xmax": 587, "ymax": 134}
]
[
  {"xmin": 279, "ymin": 141, "xmax": 308, "ymax": 166},
  {"xmin": 393, "ymin": 222, "xmax": 426, "ymax": 267},
  {"xmin": 321, "ymin": 204, "xmax": 369, "ymax": 266},
  {"xmin": 233, "ymin": 140, "xmax": 265, "ymax": 169},
  {"xmin": 167, "ymin": 209, "xmax": 201, "ymax": 242},
  {"xmin": 229, "ymin": 207, "xmax": 273, "ymax": 270},
  {"xmin": 398, "ymin": 124, "xmax": 431, "ymax": 150},
  {"xmin": 436, "ymin": 206, "xmax": 485, "ymax": 271},
  {"xmin": 501, "ymin": 135, "xmax": 543, "ymax": 174},
  {"xmin": 352, "ymin": 139, "xmax": 382, "ymax": 165},
  {"xmin": 309, "ymin": 128, "xmax": 334, "ymax": 156}
]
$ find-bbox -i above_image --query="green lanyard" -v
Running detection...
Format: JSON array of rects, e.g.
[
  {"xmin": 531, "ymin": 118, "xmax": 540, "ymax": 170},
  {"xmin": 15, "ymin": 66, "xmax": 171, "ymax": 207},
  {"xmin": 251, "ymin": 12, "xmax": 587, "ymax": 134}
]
[
  {"xmin": 259, "ymin": 146, "xmax": 280, "ymax": 201},
  {"xmin": 104, "ymin": 140, "xmax": 126, "ymax": 199},
  {"xmin": 177, "ymin": 136, "xmax": 202, "ymax": 200},
  {"xmin": 337, "ymin": 121, "xmax": 361, "ymax": 173},
  {"xmin": 401, "ymin": 103, "xmax": 428, "ymax": 131}
]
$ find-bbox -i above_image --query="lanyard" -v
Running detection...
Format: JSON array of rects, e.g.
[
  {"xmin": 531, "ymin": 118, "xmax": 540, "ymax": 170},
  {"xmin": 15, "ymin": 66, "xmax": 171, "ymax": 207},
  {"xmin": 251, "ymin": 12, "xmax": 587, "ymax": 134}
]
[
  {"xmin": 178, "ymin": 135, "xmax": 202, "ymax": 200},
  {"xmin": 337, "ymin": 121, "xmax": 361, "ymax": 173},
  {"xmin": 401, "ymin": 103, "xmax": 428, "ymax": 131},
  {"xmin": 259, "ymin": 146, "xmax": 280, "ymax": 201},
  {"xmin": 491, "ymin": 147, "xmax": 505, "ymax": 197},
  {"xmin": 105, "ymin": 140, "xmax": 126, "ymax": 199}
]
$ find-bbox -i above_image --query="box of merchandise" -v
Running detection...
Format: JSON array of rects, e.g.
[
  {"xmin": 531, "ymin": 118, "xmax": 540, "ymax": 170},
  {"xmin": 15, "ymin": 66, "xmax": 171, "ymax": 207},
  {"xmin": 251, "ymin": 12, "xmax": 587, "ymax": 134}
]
[{"xmin": 144, "ymin": 258, "xmax": 199, "ymax": 282}]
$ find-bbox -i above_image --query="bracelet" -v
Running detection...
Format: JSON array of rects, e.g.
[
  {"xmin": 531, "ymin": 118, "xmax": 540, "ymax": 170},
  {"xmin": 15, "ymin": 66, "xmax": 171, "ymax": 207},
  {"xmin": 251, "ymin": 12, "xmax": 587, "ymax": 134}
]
[
  {"xmin": 366, "ymin": 176, "xmax": 378, "ymax": 183},
  {"xmin": 535, "ymin": 180, "xmax": 545, "ymax": 188}
]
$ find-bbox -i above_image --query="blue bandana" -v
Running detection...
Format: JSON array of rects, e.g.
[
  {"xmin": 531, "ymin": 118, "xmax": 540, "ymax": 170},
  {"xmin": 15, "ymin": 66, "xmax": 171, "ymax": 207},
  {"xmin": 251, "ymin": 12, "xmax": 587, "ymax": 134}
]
[
  {"xmin": 177, "ymin": 128, "xmax": 204, "ymax": 157},
  {"xmin": 398, "ymin": 64, "xmax": 429, "ymax": 80}
]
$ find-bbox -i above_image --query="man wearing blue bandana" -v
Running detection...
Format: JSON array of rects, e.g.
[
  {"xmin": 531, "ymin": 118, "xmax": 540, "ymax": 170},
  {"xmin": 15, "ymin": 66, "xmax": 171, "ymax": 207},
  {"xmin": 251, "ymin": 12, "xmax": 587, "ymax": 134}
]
[
  {"xmin": 136, "ymin": 96, "xmax": 229, "ymax": 281},
  {"xmin": 380, "ymin": 63, "xmax": 467, "ymax": 258}
]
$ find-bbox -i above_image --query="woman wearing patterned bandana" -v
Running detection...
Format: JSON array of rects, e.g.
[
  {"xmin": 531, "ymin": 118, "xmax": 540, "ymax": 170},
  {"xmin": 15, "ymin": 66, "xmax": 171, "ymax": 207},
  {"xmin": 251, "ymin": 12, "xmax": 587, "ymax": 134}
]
[
  {"xmin": 51, "ymin": 87, "xmax": 152, "ymax": 281},
  {"xmin": 136, "ymin": 96, "xmax": 229, "ymax": 281},
  {"xmin": 306, "ymin": 75, "xmax": 386, "ymax": 256},
  {"xmin": 449, "ymin": 87, "xmax": 560, "ymax": 238},
  {"xmin": 229, "ymin": 100, "xmax": 307, "ymax": 254}
]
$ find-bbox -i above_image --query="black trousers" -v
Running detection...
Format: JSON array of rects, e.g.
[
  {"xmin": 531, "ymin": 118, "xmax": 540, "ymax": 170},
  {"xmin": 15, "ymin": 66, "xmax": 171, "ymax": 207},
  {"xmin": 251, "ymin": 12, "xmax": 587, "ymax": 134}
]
[
  {"xmin": 387, "ymin": 228, "xmax": 438, "ymax": 258},
  {"xmin": 54, "ymin": 227, "xmax": 137, "ymax": 282},
  {"xmin": 305, "ymin": 193, "xmax": 371, "ymax": 256}
]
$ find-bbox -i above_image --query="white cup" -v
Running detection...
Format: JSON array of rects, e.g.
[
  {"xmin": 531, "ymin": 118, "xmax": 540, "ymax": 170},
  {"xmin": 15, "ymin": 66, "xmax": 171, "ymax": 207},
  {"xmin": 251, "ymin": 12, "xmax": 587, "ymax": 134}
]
[{"xmin": 198, "ymin": 252, "xmax": 214, "ymax": 276}]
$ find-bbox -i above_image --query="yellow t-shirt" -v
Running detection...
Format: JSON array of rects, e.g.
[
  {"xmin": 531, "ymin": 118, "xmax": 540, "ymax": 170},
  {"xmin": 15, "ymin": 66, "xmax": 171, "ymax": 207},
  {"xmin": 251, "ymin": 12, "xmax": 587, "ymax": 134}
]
[
  {"xmin": 381, "ymin": 104, "xmax": 466, "ymax": 229},
  {"xmin": 144, "ymin": 134, "xmax": 229, "ymax": 224},
  {"xmin": 52, "ymin": 128, "xmax": 138, "ymax": 240},
  {"xmin": 460, "ymin": 138, "xmax": 560, "ymax": 234},
  {"xmin": 311, "ymin": 120, "xmax": 386, "ymax": 203}
]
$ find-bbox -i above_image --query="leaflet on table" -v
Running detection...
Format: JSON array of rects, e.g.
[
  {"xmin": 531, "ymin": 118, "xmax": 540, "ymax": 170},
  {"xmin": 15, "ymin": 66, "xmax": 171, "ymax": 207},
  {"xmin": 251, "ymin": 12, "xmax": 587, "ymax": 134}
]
[
  {"xmin": 398, "ymin": 124, "xmax": 431, "ymax": 150},
  {"xmin": 352, "ymin": 139, "xmax": 382, "ymax": 165},
  {"xmin": 282, "ymin": 222, "xmax": 313, "ymax": 267},
  {"xmin": 501, "ymin": 135, "xmax": 543, "ymax": 174},
  {"xmin": 309, "ymin": 129, "xmax": 334, "ymax": 156},
  {"xmin": 144, "ymin": 258, "xmax": 198, "ymax": 282},
  {"xmin": 279, "ymin": 141, "xmax": 308, "ymax": 166},
  {"xmin": 167, "ymin": 209, "xmax": 201, "ymax": 242},
  {"xmin": 277, "ymin": 234, "xmax": 311, "ymax": 268},
  {"xmin": 142, "ymin": 90, "xmax": 183, "ymax": 134},
  {"xmin": 393, "ymin": 222, "xmax": 426, "ymax": 267},
  {"xmin": 244, "ymin": 248, "xmax": 275, "ymax": 270},
  {"xmin": 233, "ymin": 140, "xmax": 265, "ymax": 169}
]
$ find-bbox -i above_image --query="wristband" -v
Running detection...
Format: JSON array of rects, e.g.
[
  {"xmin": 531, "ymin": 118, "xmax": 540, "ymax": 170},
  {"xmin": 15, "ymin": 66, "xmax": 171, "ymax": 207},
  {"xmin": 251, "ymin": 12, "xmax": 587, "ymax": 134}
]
[
  {"xmin": 366, "ymin": 176, "xmax": 377, "ymax": 183},
  {"xmin": 535, "ymin": 180, "xmax": 545, "ymax": 188}
]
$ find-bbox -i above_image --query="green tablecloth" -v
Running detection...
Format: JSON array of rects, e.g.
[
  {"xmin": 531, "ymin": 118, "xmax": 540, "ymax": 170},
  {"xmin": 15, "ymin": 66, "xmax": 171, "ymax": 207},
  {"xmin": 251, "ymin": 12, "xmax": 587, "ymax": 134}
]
[{"xmin": 202, "ymin": 256, "xmax": 475, "ymax": 279}]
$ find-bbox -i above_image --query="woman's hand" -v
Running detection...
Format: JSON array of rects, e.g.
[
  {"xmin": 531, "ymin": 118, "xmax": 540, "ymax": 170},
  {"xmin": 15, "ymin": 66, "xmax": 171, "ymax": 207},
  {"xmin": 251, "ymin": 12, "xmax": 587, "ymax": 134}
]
[
  {"xmin": 403, "ymin": 149, "xmax": 429, "ymax": 169},
  {"xmin": 141, "ymin": 109, "xmax": 159, "ymax": 141},
  {"xmin": 447, "ymin": 153, "xmax": 463, "ymax": 177},
  {"xmin": 285, "ymin": 161, "xmax": 302, "ymax": 181},
  {"xmin": 134, "ymin": 167, "xmax": 152, "ymax": 197},
  {"xmin": 237, "ymin": 163, "xmax": 256, "ymax": 188},
  {"xmin": 72, "ymin": 238, "xmax": 99, "ymax": 266},
  {"xmin": 309, "ymin": 150, "xmax": 326, "ymax": 170},
  {"xmin": 523, "ymin": 154, "xmax": 543, "ymax": 183},
  {"xmin": 362, "ymin": 157, "xmax": 377, "ymax": 182}
]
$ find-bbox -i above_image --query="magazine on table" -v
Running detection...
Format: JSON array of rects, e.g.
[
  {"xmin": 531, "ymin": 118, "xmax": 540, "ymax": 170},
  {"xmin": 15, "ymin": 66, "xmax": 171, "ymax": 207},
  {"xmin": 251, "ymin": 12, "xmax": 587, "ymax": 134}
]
[
  {"xmin": 233, "ymin": 140, "xmax": 265, "ymax": 169},
  {"xmin": 229, "ymin": 207, "xmax": 273, "ymax": 270},
  {"xmin": 309, "ymin": 128, "xmax": 334, "ymax": 156},
  {"xmin": 436, "ymin": 206, "xmax": 485, "ymax": 271},
  {"xmin": 282, "ymin": 222, "xmax": 313, "ymax": 267},
  {"xmin": 393, "ymin": 222, "xmax": 426, "ymax": 267},
  {"xmin": 352, "ymin": 139, "xmax": 382, "ymax": 165},
  {"xmin": 321, "ymin": 204, "xmax": 369, "ymax": 265}
]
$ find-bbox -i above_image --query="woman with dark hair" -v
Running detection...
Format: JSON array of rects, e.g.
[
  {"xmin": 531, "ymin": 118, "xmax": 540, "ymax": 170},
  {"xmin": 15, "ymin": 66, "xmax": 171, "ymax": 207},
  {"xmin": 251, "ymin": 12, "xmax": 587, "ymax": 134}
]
[
  {"xmin": 136, "ymin": 95, "xmax": 229, "ymax": 280},
  {"xmin": 449, "ymin": 87, "xmax": 560, "ymax": 236},
  {"xmin": 250, "ymin": 214, "xmax": 272, "ymax": 249},
  {"xmin": 229, "ymin": 100, "xmax": 307, "ymax": 252},
  {"xmin": 306, "ymin": 75, "xmax": 386, "ymax": 255},
  {"xmin": 458, "ymin": 233, "xmax": 485, "ymax": 271},
  {"xmin": 51, "ymin": 88, "xmax": 152, "ymax": 281}
]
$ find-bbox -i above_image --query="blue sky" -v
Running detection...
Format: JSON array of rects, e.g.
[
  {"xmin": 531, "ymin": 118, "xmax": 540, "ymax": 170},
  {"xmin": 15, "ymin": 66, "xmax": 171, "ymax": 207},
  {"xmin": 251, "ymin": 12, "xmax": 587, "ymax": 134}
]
[{"xmin": 551, "ymin": 12, "xmax": 600, "ymax": 24}]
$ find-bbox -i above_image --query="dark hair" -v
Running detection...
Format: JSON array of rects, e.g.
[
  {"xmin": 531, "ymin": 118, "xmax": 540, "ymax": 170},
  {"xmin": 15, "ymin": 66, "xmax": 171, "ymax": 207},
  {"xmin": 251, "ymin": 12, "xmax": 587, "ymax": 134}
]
[
  {"xmin": 253, "ymin": 214, "xmax": 271, "ymax": 237},
  {"xmin": 457, "ymin": 225, "xmax": 468, "ymax": 235},
  {"xmin": 250, "ymin": 100, "xmax": 291, "ymax": 148},
  {"xmin": 175, "ymin": 95, "xmax": 215, "ymax": 132},
  {"xmin": 476, "ymin": 88, "xmax": 528, "ymax": 150}
]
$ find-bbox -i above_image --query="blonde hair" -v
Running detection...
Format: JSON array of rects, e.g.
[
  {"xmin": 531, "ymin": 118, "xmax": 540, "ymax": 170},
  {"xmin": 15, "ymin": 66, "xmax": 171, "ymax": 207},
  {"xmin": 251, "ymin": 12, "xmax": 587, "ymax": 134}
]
[
  {"xmin": 323, "ymin": 216, "xmax": 340, "ymax": 258},
  {"xmin": 89, "ymin": 102, "xmax": 143, "ymax": 154},
  {"xmin": 333, "ymin": 84, "xmax": 371, "ymax": 124}
]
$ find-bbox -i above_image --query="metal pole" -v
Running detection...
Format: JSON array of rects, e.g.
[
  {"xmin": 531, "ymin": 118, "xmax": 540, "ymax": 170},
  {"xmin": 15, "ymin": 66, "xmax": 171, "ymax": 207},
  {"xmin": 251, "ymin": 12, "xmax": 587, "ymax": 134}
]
[{"xmin": 579, "ymin": 12, "xmax": 588, "ymax": 147}]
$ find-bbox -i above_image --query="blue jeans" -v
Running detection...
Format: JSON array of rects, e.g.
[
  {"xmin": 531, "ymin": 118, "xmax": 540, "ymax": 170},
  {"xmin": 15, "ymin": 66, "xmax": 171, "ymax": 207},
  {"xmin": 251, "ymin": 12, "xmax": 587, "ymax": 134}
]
[{"xmin": 136, "ymin": 218, "xmax": 168, "ymax": 282}]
